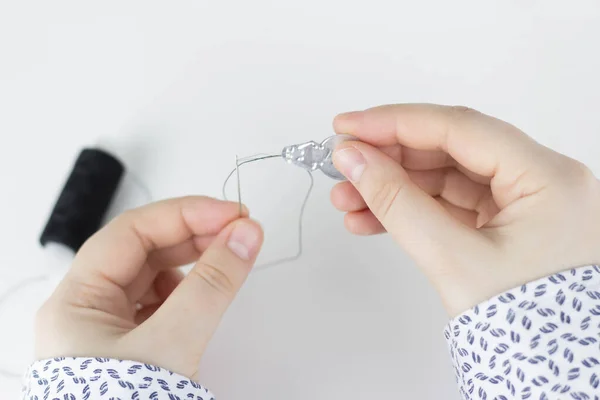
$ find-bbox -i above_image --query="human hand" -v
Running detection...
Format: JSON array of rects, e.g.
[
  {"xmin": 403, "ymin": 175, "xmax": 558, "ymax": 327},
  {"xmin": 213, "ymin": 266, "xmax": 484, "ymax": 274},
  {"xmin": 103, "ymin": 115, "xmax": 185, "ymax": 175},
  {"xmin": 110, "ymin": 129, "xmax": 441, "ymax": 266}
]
[
  {"xmin": 35, "ymin": 196, "xmax": 263, "ymax": 380},
  {"xmin": 331, "ymin": 104, "xmax": 600, "ymax": 316}
]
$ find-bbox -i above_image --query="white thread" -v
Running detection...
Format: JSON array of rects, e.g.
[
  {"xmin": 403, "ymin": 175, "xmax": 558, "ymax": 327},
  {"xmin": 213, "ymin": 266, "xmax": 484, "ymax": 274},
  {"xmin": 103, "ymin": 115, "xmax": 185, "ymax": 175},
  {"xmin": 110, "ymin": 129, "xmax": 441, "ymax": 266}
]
[
  {"xmin": 0, "ymin": 275, "xmax": 48, "ymax": 379},
  {"xmin": 0, "ymin": 171, "xmax": 154, "ymax": 380}
]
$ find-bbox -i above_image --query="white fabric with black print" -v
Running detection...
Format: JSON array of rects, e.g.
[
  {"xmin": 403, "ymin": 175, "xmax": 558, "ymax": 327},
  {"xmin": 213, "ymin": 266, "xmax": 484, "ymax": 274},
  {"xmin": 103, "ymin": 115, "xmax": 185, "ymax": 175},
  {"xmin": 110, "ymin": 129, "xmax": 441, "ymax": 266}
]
[
  {"xmin": 22, "ymin": 358, "xmax": 214, "ymax": 400},
  {"xmin": 22, "ymin": 265, "xmax": 600, "ymax": 400},
  {"xmin": 446, "ymin": 265, "xmax": 600, "ymax": 400}
]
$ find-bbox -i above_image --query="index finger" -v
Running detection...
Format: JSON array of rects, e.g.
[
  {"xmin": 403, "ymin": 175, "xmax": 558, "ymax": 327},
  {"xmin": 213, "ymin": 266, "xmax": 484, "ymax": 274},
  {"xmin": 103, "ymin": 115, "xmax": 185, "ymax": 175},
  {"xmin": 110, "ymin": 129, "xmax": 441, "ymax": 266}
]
[
  {"xmin": 333, "ymin": 104, "xmax": 546, "ymax": 179},
  {"xmin": 72, "ymin": 196, "xmax": 246, "ymax": 288}
]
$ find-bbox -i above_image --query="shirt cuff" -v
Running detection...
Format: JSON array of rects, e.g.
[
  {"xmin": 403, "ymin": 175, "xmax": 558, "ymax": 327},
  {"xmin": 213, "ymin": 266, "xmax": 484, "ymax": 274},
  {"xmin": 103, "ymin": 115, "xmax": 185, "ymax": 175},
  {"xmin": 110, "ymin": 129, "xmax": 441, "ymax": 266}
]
[
  {"xmin": 21, "ymin": 357, "xmax": 215, "ymax": 400},
  {"xmin": 444, "ymin": 265, "xmax": 600, "ymax": 400}
]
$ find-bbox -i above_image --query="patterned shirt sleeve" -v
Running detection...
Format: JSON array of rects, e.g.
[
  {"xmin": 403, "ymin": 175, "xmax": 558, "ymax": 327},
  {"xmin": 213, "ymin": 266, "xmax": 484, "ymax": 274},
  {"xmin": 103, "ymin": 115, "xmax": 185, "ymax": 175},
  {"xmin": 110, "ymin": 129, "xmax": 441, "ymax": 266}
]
[
  {"xmin": 445, "ymin": 265, "xmax": 600, "ymax": 400},
  {"xmin": 21, "ymin": 357, "xmax": 215, "ymax": 400}
]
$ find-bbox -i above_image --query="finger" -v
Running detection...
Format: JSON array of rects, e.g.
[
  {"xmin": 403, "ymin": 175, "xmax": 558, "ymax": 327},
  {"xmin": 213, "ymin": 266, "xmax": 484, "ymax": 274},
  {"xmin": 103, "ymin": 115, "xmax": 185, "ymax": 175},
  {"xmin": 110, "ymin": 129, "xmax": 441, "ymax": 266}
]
[
  {"xmin": 73, "ymin": 197, "xmax": 247, "ymax": 288},
  {"xmin": 147, "ymin": 239, "xmax": 201, "ymax": 270},
  {"xmin": 334, "ymin": 104, "xmax": 551, "ymax": 208},
  {"xmin": 193, "ymin": 236, "xmax": 217, "ymax": 253},
  {"xmin": 407, "ymin": 168, "xmax": 495, "ymax": 213},
  {"xmin": 377, "ymin": 145, "xmax": 464, "ymax": 174},
  {"xmin": 147, "ymin": 236, "xmax": 217, "ymax": 270},
  {"xmin": 344, "ymin": 197, "xmax": 479, "ymax": 234},
  {"xmin": 379, "ymin": 144, "xmax": 403, "ymax": 163},
  {"xmin": 333, "ymin": 142, "xmax": 485, "ymax": 265},
  {"xmin": 135, "ymin": 269, "xmax": 186, "ymax": 306},
  {"xmin": 332, "ymin": 168, "xmax": 496, "ymax": 216},
  {"xmin": 331, "ymin": 182, "xmax": 367, "ymax": 212},
  {"xmin": 145, "ymin": 218, "xmax": 263, "ymax": 365},
  {"xmin": 155, "ymin": 268, "xmax": 185, "ymax": 300},
  {"xmin": 135, "ymin": 304, "xmax": 161, "ymax": 325},
  {"xmin": 436, "ymin": 197, "xmax": 478, "ymax": 228},
  {"xmin": 456, "ymin": 164, "xmax": 491, "ymax": 185},
  {"xmin": 137, "ymin": 286, "xmax": 160, "ymax": 306},
  {"xmin": 401, "ymin": 147, "xmax": 454, "ymax": 170},
  {"xmin": 352, "ymin": 145, "xmax": 490, "ymax": 184},
  {"xmin": 348, "ymin": 142, "xmax": 491, "ymax": 186},
  {"xmin": 344, "ymin": 209, "xmax": 386, "ymax": 235},
  {"xmin": 127, "ymin": 236, "xmax": 219, "ymax": 303}
]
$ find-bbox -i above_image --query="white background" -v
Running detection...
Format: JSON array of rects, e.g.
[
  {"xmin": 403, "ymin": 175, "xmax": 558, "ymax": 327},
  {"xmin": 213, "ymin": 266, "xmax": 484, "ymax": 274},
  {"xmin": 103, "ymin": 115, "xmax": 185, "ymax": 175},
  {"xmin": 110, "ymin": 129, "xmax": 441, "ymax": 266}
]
[{"xmin": 1, "ymin": 1, "xmax": 600, "ymax": 398}]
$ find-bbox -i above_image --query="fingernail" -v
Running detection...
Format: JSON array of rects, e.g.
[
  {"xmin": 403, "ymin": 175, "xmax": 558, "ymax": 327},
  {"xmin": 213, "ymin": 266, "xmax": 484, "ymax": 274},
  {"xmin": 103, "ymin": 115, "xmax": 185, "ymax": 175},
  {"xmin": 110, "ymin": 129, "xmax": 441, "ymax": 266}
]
[
  {"xmin": 334, "ymin": 147, "xmax": 366, "ymax": 182},
  {"xmin": 227, "ymin": 221, "xmax": 261, "ymax": 261},
  {"xmin": 334, "ymin": 111, "xmax": 362, "ymax": 133}
]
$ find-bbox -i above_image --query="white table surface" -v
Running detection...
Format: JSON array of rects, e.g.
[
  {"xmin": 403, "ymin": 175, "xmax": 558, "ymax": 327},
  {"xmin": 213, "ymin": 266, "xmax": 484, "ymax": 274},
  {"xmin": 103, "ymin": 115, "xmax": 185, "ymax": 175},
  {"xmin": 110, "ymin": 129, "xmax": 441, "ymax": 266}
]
[{"xmin": 1, "ymin": 1, "xmax": 600, "ymax": 398}]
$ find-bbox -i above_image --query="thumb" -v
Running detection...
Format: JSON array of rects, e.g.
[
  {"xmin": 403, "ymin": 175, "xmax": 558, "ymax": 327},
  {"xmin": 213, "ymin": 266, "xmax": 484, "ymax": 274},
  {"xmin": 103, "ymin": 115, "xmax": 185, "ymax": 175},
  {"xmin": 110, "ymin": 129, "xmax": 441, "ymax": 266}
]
[
  {"xmin": 333, "ymin": 142, "xmax": 480, "ymax": 263},
  {"xmin": 144, "ymin": 218, "xmax": 263, "ymax": 373}
]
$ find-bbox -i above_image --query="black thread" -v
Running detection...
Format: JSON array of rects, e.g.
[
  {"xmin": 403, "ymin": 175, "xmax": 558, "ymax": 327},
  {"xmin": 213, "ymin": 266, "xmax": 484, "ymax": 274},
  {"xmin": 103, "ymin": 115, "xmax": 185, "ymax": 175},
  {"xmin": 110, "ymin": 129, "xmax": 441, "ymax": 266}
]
[{"xmin": 39, "ymin": 148, "xmax": 124, "ymax": 252}]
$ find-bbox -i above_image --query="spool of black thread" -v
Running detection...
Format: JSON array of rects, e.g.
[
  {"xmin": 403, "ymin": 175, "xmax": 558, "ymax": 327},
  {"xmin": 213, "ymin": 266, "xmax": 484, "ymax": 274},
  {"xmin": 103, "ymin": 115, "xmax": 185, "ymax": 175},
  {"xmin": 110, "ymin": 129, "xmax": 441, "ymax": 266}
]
[{"xmin": 40, "ymin": 148, "xmax": 124, "ymax": 252}]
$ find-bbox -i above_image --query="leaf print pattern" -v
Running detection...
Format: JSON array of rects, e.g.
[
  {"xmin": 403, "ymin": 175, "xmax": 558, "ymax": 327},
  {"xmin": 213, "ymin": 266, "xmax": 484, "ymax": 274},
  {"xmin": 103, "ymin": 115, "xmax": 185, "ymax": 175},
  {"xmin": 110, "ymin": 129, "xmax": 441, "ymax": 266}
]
[
  {"xmin": 20, "ymin": 265, "xmax": 600, "ymax": 399},
  {"xmin": 21, "ymin": 358, "xmax": 214, "ymax": 400},
  {"xmin": 445, "ymin": 265, "xmax": 600, "ymax": 400}
]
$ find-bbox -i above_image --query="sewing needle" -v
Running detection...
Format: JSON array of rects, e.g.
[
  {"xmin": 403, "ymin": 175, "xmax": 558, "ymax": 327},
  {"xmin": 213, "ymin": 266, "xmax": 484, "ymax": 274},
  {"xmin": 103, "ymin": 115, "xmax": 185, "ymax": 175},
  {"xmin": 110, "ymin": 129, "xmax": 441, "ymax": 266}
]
[{"xmin": 235, "ymin": 154, "xmax": 242, "ymax": 216}]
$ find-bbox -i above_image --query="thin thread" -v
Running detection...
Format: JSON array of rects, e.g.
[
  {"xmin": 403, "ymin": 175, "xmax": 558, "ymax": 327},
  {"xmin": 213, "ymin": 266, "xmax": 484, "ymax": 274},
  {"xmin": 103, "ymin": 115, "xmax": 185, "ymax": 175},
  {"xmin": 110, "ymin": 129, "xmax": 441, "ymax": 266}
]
[
  {"xmin": 254, "ymin": 170, "xmax": 313, "ymax": 271},
  {"xmin": 222, "ymin": 154, "xmax": 314, "ymax": 271},
  {"xmin": 0, "ymin": 275, "xmax": 49, "ymax": 379},
  {"xmin": 0, "ymin": 171, "xmax": 154, "ymax": 381},
  {"xmin": 127, "ymin": 171, "xmax": 154, "ymax": 204}
]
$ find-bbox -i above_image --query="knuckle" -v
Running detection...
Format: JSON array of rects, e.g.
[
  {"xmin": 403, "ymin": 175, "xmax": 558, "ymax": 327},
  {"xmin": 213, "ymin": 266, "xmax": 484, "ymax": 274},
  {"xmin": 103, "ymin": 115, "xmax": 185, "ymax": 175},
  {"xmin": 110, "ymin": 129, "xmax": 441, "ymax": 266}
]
[
  {"xmin": 567, "ymin": 159, "xmax": 598, "ymax": 190},
  {"xmin": 447, "ymin": 105, "xmax": 481, "ymax": 120},
  {"xmin": 111, "ymin": 208, "xmax": 136, "ymax": 226},
  {"xmin": 571, "ymin": 159, "xmax": 595, "ymax": 180},
  {"xmin": 68, "ymin": 280, "xmax": 125, "ymax": 314},
  {"xmin": 543, "ymin": 156, "xmax": 600, "ymax": 211},
  {"xmin": 445, "ymin": 106, "xmax": 482, "ymax": 132},
  {"xmin": 108, "ymin": 209, "xmax": 155, "ymax": 251},
  {"xmin": 438, "ymin": 105, "xmax": 482, "ymax": 150},
  {"xmin": 369, "ymin": 181, "xmax": 403, "ymax": 221},
  {"xmin": 192, "ymin": 263, "xmax": 236, "ymax": 298}
]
